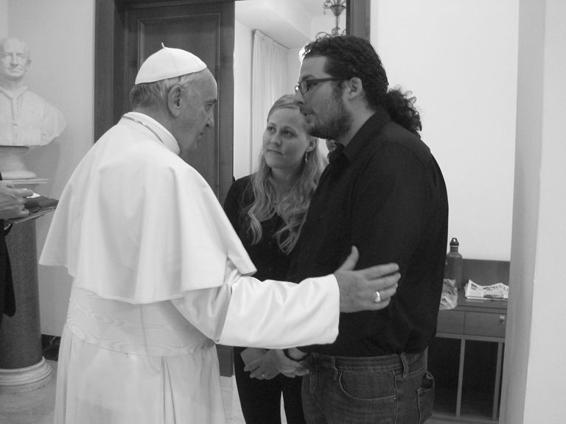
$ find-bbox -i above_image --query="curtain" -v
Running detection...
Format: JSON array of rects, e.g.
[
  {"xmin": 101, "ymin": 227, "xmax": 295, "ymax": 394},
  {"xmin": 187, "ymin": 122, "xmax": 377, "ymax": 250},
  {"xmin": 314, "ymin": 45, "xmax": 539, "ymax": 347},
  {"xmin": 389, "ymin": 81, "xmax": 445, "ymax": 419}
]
[{"xmin": 250, "ymin": 30, "xmax": 289, "ymax": 172}]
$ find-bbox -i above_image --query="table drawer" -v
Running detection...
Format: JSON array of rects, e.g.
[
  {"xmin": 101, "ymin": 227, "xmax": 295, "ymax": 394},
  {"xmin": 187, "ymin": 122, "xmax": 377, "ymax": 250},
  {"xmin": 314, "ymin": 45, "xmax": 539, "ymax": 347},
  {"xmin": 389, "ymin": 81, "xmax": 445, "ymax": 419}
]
[
  {"xmin": 464, "ymin": 312, "xmax": 506, "ymax": 338},
  {"xmin": 437, "ymin": 310, "xmax": 465, "ymax": 334}
]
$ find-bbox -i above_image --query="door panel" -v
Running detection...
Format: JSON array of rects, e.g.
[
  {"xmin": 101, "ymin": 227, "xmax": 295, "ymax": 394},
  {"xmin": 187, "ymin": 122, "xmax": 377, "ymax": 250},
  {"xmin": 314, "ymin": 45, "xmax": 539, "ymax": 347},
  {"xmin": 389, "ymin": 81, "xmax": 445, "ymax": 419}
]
[{"xmin": 95, "ymin": 0, "xmax": 235, "ymax": 200}]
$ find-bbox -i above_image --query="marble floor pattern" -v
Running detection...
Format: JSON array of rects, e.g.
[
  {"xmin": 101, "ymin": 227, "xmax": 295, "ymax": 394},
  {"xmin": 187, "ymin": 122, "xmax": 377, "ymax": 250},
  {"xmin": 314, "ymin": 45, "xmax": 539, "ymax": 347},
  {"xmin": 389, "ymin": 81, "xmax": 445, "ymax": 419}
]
[{"xmin": 0, "ymin": 360, "xmax": 265, "ymax": 424}]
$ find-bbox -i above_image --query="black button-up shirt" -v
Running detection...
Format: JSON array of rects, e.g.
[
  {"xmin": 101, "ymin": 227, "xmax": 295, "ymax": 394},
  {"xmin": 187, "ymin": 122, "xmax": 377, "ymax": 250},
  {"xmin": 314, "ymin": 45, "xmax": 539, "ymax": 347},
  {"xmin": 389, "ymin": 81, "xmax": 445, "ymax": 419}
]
[{"xmin": 287, "ymin": 107, "xmax": 448, "ymax": 356}]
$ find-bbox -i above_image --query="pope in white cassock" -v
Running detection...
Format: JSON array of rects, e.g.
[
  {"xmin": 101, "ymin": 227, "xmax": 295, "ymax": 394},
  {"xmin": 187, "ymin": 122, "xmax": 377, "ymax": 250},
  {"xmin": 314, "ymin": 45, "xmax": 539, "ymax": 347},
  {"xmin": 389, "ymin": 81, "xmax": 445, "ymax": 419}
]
[{"xmin": 40, "ymin": 46, "xmax": 400, "ymax": 424}]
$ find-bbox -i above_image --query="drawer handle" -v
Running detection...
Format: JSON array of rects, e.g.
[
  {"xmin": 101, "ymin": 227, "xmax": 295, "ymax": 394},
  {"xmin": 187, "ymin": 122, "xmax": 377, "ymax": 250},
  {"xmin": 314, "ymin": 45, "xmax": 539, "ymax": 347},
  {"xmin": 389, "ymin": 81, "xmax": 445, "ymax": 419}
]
[{"xmin": 499, "ymin": 315, "xmax": 506, "ymax": 324}]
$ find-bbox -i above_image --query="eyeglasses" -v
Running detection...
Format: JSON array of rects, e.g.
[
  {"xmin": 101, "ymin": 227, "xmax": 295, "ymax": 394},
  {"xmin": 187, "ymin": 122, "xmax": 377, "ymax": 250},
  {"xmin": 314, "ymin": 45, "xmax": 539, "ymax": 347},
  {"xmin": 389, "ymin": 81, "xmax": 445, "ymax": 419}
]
[{"xmin": 294, "ymin": 78, "xmax": 343, "ymax": 96}]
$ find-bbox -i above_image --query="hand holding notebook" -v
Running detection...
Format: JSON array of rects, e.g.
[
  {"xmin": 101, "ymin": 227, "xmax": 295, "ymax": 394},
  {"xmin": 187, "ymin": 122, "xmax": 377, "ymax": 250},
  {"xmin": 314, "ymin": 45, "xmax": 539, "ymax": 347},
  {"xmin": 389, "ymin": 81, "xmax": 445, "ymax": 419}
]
[{"xmin": 10, "ymin": 192, "xmax": 58, "ymax": 224}]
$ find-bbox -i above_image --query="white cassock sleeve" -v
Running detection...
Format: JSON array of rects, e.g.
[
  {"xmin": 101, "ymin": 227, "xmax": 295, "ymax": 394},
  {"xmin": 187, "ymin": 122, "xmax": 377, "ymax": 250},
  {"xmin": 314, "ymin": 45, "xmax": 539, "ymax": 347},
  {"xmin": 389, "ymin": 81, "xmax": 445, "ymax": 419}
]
[{"xmin": 171, "ymin": 260, "xmax": 339, "ymax": 349}]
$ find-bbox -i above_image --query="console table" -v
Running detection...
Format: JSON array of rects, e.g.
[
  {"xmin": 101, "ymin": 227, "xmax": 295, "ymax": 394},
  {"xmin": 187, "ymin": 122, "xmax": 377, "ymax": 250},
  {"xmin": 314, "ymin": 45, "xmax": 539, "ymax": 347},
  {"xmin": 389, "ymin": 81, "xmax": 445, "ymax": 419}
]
[{"xmin": 429, "ymin": 259, "xmax": 509, "ymax": 423}]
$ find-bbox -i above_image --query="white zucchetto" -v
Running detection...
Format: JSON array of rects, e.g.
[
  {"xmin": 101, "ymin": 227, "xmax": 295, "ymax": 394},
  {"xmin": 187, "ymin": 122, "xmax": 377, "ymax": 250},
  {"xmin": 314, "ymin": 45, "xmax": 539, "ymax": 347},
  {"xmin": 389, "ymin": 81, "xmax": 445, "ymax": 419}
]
[{"xmin": 134, "ymin": 44, "xmax": 207, "ymax": 84}]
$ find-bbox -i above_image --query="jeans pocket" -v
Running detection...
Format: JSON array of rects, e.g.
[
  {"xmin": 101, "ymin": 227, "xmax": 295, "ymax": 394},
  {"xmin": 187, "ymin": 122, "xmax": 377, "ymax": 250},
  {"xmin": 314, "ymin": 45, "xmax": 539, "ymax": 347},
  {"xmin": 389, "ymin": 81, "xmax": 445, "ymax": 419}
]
[
  {"xmin": 417, "ymin": 371, "xmax": 435, "ymax": 423},
  {"xmin": 335, "ymin": 370, "xmax": 396, "ymax": 423},
  {"xmin": 337, "ymin": 369, "xmax": 396, "ymax": 402}
]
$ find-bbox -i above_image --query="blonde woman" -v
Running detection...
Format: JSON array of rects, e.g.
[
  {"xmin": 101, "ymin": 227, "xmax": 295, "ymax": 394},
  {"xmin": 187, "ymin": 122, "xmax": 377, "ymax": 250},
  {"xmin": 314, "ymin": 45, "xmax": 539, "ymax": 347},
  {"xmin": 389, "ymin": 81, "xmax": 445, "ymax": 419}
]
[{"xmin": 224, "ymin": 94, "xmax": 326, "ymax": 424}]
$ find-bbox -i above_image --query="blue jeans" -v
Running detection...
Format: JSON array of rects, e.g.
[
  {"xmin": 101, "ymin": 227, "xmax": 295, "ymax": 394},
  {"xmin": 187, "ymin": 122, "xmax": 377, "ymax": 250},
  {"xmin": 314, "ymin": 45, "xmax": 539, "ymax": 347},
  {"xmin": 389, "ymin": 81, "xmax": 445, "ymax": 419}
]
[{"xmin": 301, "ymin": 351, "xmax": 434, "ymax": 424}]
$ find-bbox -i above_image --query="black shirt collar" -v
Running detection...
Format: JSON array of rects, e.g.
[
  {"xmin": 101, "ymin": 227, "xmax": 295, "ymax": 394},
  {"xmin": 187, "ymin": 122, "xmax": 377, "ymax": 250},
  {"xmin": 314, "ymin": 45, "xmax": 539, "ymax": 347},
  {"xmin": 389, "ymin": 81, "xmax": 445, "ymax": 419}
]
[{"xmin": 334, "ymin": 106, "xmax": 391, "ymax": 165}]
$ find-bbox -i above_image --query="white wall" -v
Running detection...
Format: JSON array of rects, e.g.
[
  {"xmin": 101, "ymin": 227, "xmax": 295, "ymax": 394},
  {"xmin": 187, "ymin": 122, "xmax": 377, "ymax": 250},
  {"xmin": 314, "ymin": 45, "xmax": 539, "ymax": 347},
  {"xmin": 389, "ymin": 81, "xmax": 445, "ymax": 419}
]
[
  {"xmin": 371, "ymin": 0, "xmax": 518, "ymax": 261},
  {"xmin": 236, "ymin": 0, "xmax": 312, "ymax": 49},
  {"xmin": 7, "ymin": 0, "xmax": 95, "ymax": 335},
  {"xmin": 287, "ymin": 48, "xmax": 301, "ymax": 93},
  {"xmin": 501, "ymin": 0, "xmax": 566, "ymax": 421},
  {"xmin": 0, "ymin": 0, "xmax": 7, "ymax": 36}
]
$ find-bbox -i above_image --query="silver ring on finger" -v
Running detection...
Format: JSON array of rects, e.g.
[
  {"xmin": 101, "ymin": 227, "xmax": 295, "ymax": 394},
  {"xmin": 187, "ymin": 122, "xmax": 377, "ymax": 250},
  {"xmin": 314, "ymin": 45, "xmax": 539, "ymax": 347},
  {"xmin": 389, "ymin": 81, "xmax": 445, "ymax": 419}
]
[{"xmin": 374, "ymin": 290, "xmax": 382, "ymax": 303}]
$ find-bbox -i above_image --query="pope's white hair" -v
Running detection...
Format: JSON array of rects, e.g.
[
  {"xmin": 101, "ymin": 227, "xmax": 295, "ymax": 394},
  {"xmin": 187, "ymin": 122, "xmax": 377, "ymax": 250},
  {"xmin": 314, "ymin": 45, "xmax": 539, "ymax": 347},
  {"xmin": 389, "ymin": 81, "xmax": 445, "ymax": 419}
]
[{"xmin": 129, "ymin": 70, "xmax": 205, "ymax": 109}]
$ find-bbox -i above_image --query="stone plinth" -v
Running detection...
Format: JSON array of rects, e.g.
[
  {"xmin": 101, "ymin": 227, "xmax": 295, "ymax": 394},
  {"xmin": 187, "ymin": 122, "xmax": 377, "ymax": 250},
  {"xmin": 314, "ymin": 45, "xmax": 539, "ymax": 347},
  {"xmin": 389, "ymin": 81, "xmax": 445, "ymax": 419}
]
[
  {"xmin": 0, "ymin": 220, "xmax": 52, "ymax": 392},
  {"xmin": 0, "ymin": 146, "xmax": 37, "ymax": 180}
]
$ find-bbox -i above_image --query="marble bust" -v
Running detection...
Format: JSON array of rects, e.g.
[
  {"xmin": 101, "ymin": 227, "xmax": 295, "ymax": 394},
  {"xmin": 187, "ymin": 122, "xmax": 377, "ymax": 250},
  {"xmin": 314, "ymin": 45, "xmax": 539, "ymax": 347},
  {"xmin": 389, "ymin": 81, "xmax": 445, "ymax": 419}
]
[{"xmin": 0, "ymin": 37, "xmax": 66, "ymax": 179}]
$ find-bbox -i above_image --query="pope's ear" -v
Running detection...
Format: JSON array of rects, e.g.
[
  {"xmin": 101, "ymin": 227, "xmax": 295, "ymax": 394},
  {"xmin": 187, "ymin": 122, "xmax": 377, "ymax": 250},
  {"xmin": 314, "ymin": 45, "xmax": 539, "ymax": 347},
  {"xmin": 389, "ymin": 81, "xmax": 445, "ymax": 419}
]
[{"xmin": 166, "ymin": 85, "xmax": 183, "ymax": 116}]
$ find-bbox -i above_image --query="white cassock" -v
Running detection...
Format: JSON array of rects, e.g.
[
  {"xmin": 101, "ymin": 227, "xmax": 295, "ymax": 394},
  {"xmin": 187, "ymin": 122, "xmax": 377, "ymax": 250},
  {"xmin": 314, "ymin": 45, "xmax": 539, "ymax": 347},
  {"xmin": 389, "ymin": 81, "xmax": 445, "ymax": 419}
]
[{"xmin": 40, "ymin": 112, "xmax": 339, "ymax": 424}]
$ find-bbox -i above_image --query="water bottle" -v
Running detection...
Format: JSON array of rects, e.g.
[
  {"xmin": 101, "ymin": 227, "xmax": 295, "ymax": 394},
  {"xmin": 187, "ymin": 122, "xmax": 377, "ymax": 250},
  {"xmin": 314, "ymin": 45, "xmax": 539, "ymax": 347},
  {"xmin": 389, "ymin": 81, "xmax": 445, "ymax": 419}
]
[{"xmin": 445, "ymin": 237, "xmax": 464, "ymax": 290}]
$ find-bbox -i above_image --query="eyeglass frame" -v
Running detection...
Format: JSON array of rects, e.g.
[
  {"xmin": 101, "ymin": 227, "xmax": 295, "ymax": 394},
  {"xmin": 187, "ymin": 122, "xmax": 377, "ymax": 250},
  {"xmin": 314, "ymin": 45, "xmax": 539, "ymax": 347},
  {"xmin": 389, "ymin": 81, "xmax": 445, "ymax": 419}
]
[{"xmin": 294, "ymin": 78, "xmax": 344, "ymax": 96}]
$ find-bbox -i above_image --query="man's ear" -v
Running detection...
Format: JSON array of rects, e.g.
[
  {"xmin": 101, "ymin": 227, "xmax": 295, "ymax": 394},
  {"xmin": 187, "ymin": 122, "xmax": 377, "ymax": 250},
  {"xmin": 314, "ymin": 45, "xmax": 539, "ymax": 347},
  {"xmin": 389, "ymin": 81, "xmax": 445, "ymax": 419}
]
[
  {"xmin": 167, "ymin": 85, "xmax": 183, "ymax": 117},
  {"xmin": 345, "ymin": 77, "xmax": 363, "ymax": 99}
]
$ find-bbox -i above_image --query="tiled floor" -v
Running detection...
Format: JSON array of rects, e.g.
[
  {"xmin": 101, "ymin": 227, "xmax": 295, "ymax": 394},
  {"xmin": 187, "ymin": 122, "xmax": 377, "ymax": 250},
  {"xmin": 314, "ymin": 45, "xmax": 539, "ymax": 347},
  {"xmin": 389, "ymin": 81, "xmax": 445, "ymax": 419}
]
[{"xmin": 0, "ymin": 360, "xmax": 257, "ymax": 424}]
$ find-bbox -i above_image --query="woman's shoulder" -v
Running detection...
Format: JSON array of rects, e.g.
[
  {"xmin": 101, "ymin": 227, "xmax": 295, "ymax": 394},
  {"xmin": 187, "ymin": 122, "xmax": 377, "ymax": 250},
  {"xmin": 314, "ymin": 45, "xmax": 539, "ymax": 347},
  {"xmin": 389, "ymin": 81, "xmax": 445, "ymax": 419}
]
[
  {"xmin": 229, "ymin": 175, "xmax": 255, "ymax": 196},
  {"xmin": 233, "ymin": 174, "xmax": 253, "ymax": 187},
  {"xmin": 225, "ymin": 174, "xmax": 254, "ymax": 210}
]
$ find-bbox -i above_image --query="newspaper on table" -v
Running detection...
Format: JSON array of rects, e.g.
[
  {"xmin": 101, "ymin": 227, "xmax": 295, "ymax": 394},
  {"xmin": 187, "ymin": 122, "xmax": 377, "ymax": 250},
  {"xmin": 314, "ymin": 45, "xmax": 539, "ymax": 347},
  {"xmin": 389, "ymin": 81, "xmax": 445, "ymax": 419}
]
[{"xmin": 465, "ymin": 280, "xmax": 509, "ymax": 300}]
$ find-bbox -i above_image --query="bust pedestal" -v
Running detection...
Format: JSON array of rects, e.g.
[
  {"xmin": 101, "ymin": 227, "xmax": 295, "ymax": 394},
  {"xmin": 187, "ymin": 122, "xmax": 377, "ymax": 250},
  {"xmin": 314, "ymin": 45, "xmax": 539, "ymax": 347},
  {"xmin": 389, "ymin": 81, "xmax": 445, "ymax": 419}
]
[
  {"xmin": 0, "ymin": 146, "xmax": 37, "ymax": 179},
  {"xmin": 0, "ymin": 180, "xmax": 52, "ymax": 392}
]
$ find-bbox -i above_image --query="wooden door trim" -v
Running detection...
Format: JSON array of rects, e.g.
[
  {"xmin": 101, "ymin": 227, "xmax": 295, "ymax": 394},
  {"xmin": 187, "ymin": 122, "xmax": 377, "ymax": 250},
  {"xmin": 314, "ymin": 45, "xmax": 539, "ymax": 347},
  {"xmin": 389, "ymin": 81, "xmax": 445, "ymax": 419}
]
[
  {"xmin": 347, "ymin": 0, "xmax": 370, "ymax": 40},
  {"xmin": 95, "ymin": 0, "xmax": 118, "ymax": 140}
]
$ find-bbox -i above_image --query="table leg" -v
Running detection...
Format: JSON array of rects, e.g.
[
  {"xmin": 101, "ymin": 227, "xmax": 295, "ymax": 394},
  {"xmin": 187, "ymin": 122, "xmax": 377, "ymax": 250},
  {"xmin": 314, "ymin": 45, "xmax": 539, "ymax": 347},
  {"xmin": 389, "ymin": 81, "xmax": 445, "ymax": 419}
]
[
  {"xmin": 456, "ymin": 338, "xmax": 466, "ymax": 417},
  {"xmin": 492, "ymin": 341, "xmax": 504, "ymax": 420}
]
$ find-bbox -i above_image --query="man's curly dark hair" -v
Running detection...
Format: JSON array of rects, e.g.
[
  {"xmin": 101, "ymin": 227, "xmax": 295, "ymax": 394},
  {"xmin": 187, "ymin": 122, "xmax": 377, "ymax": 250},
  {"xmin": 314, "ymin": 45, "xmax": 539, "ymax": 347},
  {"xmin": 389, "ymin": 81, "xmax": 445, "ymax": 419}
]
[{"xmin": 302, "ymin": 35, "xmax": 422, "ymax": 134}]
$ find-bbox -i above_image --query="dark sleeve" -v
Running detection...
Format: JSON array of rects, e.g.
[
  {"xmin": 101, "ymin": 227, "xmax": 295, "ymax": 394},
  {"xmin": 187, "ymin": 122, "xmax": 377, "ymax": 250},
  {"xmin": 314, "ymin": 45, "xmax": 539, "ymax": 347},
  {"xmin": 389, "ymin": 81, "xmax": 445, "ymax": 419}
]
[
  {"xmin": 338, "ymin": 142, "xmax": 432, "ymax": 345},
  {"xmin": 351, "ymin": 144, "xmax": 427, "ymax": 273},
  {"xmin": 223, "ymin": 182, "xmax": 240, "ymax": 230},
  {"xmin": 223, "ymin": 176, "xmax": 251, "ymax": 234}
]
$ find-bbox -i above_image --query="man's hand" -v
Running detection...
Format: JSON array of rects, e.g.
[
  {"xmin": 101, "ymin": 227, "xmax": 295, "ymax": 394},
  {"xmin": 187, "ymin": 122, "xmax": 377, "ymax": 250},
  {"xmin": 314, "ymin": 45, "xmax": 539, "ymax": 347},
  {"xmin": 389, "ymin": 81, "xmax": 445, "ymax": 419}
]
[
  {"xmin": 334, "ymin": 246, "xmax": 400, "ymax": 313},
  {"xmin": 279, "ymin": 348, "xmax": 310, "ymax": 378},
  {"xmin": 244, "ymin": 349, "xmax": 308, "ymax": 380},
  {"xmin": 0, "ymin": 184, "xmax": 32, "ymax": 220}
]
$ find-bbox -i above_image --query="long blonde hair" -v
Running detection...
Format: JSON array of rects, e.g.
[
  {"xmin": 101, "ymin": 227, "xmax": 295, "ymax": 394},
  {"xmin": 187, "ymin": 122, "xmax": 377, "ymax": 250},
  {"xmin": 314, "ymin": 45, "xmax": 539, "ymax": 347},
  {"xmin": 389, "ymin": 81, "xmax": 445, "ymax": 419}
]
[{"xmin": 247, "ymin": 94, "xmax": 326, "ymax": 253}]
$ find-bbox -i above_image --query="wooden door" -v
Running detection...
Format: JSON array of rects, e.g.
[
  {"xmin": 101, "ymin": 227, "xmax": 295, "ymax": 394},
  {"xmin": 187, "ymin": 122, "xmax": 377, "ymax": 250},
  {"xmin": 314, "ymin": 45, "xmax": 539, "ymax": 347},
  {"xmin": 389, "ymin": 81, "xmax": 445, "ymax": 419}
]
[{"xmin": 95, "ymin": 0, "xmax": 235, "ymax": 201}]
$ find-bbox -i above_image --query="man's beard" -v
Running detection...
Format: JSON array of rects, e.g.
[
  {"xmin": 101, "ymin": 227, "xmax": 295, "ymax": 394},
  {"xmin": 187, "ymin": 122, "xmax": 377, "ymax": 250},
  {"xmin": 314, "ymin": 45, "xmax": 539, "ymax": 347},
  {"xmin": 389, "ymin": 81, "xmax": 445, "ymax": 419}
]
[{"xmin": 310, "ymin": 94, "xmax": 351, "ymax": 140}]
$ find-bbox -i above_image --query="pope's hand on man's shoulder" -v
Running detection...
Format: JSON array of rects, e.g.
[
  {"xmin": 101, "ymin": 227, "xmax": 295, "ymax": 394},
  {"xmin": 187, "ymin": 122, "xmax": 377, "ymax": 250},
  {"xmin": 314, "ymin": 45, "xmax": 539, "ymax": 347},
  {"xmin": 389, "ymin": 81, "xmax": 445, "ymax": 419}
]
[{"xmin": 334, "ymin": 246, "xmax": 400, "ymax": 313}]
